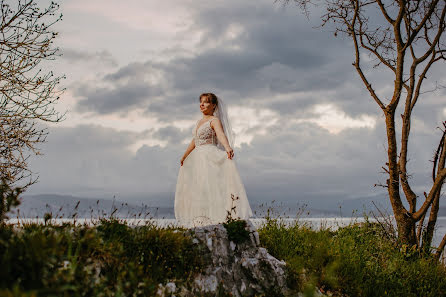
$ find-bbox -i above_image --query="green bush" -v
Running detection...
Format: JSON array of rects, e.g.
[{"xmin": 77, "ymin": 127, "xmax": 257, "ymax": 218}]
[
  {"xmin": 97, "ymin": 218, "xmax": 204, "ymax": 282},
  {"xmin": 223, "ymin": 219, "xmax": 250, "ymax": 244},
  {"xmin": 258, "ymin": 217, "xmax": 446, "ymax": 297},
  {"xmin": 0, "ymin": 219, "xmax": 204, "ymax": 297}
]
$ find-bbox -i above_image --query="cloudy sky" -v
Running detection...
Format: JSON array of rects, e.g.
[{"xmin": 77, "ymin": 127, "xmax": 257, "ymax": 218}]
[{"xmin": 27, "ymin": 0, "xmax": 445, "ymax": 209}]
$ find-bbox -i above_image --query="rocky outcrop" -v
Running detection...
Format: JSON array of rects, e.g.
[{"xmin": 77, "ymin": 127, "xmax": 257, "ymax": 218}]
[{"xmin": 156, "ymin": 221, "xmax": 290, "ymax": 297}]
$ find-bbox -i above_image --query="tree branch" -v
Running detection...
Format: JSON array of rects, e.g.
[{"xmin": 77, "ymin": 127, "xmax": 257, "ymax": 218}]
[
  {"xmin": 403, "ymin": 0, "xmax": 442, "ymax": 51},
  {"xmin": 376, "ymin": 0, "xmax": 395, "ymax": 24},
  {"xmin": 350, "ymin": 0, "xmax": 386, "ymax": 110},
  {"xmin": 413, "ymin": 4, "xmax": 446, "ymax": 65},
  {"xmin": 413, "ymin": 167, "xmax": 446, "ymax": 221},
  {"xmin": 411, "ymin": 54, "xmax": 442, "ymax": 111}
]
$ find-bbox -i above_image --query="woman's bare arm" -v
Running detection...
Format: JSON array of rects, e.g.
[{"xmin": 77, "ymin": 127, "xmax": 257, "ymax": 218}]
[
  {"xmin": 211, "ymin": 118, "xmax": 234, "ymax": 159},
  {"xmin": 180, "ymin": 138, "xmax": 195, "ymax": 166}
]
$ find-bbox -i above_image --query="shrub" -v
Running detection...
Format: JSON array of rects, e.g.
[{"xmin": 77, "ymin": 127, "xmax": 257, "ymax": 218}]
[
  {"xmin": 0, "ymin": 218, "xmax": 204, "ymax": 296},
  {"xmin": 258, "ymin": 217, "xmax": 446, "ymax": 297},
  {"xmin": 223, "ymin": 219, "xmax": 250, "ymax": 244}
]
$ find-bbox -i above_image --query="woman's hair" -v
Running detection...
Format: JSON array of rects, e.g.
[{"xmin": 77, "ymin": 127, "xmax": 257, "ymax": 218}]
[{"xmin": 199, "ymin": 93, "xmax": 218, "ymax": 106}]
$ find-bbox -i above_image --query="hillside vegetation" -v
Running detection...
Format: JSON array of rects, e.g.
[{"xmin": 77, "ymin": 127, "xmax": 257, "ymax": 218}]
[{"xmin": 0, "ymin": 215, "xmax": 445, "ymax": 296}]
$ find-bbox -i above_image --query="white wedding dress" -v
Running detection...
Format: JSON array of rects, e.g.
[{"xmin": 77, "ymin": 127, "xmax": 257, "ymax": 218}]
[{"xmin": 174, "ymin": 117, "xmax": 253, "ymax": 227}]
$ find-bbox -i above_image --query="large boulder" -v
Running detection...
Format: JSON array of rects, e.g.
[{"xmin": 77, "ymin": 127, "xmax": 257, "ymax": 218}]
[{"xmin": 157, "ymin": 221, "xmax": 291, "ymax": 297}]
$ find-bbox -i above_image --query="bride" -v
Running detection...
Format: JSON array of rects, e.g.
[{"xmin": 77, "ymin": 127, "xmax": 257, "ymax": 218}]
[{"xmin": 174, "ymin": 92, "xmax": 253, "ymax": 227}]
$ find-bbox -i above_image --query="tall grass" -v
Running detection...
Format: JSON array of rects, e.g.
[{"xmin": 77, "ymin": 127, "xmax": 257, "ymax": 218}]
[{"xmin": 258, "ymin": 216, "xmax": 446, "ymax": 297}]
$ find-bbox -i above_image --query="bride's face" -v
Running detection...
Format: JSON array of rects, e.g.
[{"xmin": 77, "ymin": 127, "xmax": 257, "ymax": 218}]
[{"xmin": 200, "ymin": 96, "xmax": 216, "ymax": 115}]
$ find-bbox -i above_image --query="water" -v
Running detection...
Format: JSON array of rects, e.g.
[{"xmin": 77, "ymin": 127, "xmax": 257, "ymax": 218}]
[{"xmin": 5, "ymin": 216, "xmax": 446, "ymax": 248}]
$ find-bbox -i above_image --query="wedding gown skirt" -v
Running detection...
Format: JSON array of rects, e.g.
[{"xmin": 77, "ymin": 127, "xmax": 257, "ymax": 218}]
[{"xmin": 175, "ymin": 118, "xmax": 252, "ymax": 227}]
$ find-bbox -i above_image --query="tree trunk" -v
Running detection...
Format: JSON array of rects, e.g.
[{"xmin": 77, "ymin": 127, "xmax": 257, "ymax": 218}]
[
  {"xmin": 385, "ymin": 111, "xmax": 417, "ymax": 245},
  {"xmin": 399, "ymin": 216, "xmax": 417, "ymax": 246},
  {"xmin": 422, "ymin": 190, "xmax": 440, "ymax": 251}
]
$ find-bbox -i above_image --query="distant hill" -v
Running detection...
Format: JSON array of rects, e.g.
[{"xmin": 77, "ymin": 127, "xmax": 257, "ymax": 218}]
[
  {"xmin": 307, "ymin": 194, "xmax": 446, "ymax": 217},
  {"xmin": 8, "ymin": 194, "xmax": 175, "ymax": 219},
  {"xmin": 6, "ymin": 193, "xmax": 445, "ymax": 219},
  {"xmin": 9, "ymin": 194, "xmax": 344, "ymax": 219},
  {"xmin": 249, "ymin": 193, "xmax": 446, "ymax": 218},
  {"xmin": 250, "ymin": 193, "xmax": 395, "ymax": 218}
]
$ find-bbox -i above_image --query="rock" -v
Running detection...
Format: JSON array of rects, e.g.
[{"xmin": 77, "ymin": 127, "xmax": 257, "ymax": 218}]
[
  {"xmin": 165, "ymin": 282, "xmax": 176, "ymax": 293},
  {"xmin": 156, "ymin": 282, "xmax": 177, "ymax": 297},
  {"xmin": 164, "ymin": 220, "xmax": 291, "ymax": 297}
]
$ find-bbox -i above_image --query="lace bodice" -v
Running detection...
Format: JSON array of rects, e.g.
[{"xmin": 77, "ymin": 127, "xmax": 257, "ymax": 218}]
[{"xmin": 194, "ymin": 117, "xmax": 217, "ymax": 146}]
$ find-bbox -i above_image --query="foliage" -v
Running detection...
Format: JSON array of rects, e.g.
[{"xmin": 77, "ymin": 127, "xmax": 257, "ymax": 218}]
[
  {"xmin": 223, "ymin": 219, "xmax": 250, "ymax": 244},
  {"xmin": 258, "ymin": 216, "xmax": 336, "ymax": 294},
  {"xmin": 0, "ymin": 178, "xmax": 23, "ymax": 221},
  {"xmin": 258, "ymin": 216, "xmax": 446, "ymax": 297},
  {"xmin": 3, "ymin": 203, "xmax": 446, "ymax": 297},
  {"xmin": 222, "ymin": 194, "xmax": 251, "ymax": 244},
  {"xmin": 0, "ymin": 218, "xmax": 204, "ymax": 297}
]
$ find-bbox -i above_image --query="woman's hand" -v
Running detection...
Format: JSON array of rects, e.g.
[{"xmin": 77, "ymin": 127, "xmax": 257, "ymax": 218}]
[
  {"xmin": 180, "ymin": 138, "xmax": 195, "ymax": 166},
  {"xmin": 226, "ymin": 147, "xmax": 234, "ymax": 160}
]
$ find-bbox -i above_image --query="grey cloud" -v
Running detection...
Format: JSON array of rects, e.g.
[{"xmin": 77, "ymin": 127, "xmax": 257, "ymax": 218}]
[
  {"xmin": 29, "ymin": 124, "xmax": 182, "ymax": 203},
  {"xmin": 156, "ymin": 7, "xmax": 355, "ymax": 102},
  {"xmin": 146, "ymin": 89, "xmax": 201, "ymax": 118},
  {"xmin": 67, "ymin": 0, "xmax": 444, "ymax": 123},
  {"xmin": 61, "ymin": 49, "xmax": 118, "ymax": 66},
  {"xmin": 153, "ymin": 126, "xmax": 188, "ymax": 144},
  {"xmin": 74, "ymin": 80, "xmax": 163, "ymax": 114},
  {"xmin": 235, "ymin": 119, "xmax": 437, "ymax": 204},
  {"xmin": 43, "ymin": 124, "xmax": 140, "ymax": 152},
  {"xmin": 69, "ymin": 0, "xmax": 360, "ymax": 119},
  {"xmin": 183, "ymin": 1, "xmax": 354, "ymax": 84},
  {"xmin": 103, "ymin": 61, "xmax": 161, "ymax": 81}
]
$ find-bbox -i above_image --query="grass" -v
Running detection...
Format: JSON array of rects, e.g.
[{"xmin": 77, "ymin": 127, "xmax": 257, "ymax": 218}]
[{"xmin": 258, "ymin": 215, "xmax": 446, "ymax": 297}]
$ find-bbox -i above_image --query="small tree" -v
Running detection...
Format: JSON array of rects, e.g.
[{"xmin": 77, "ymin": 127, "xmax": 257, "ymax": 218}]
[
  {"xmin": 281, "ymin": 0, "xmax": 446, "ymax": 256},
  {"xmin": 0, "ymin": 0, "xmax": 64, "ymax": 188}
]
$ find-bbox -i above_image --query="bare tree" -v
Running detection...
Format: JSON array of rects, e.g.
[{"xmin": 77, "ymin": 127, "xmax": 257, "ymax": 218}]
[
  {"xmin": 0, "ymin": 0, "xmax": 64, "ymax": 188},
  {"xmin": 281, "ymin": 0, "xmax": 446, "ymax": 256}
]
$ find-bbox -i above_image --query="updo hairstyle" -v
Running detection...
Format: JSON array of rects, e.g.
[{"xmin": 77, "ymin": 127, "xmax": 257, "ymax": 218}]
[{"xmin": 199, "ymin": 92, "xmax": 218, "ymax": 108}]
